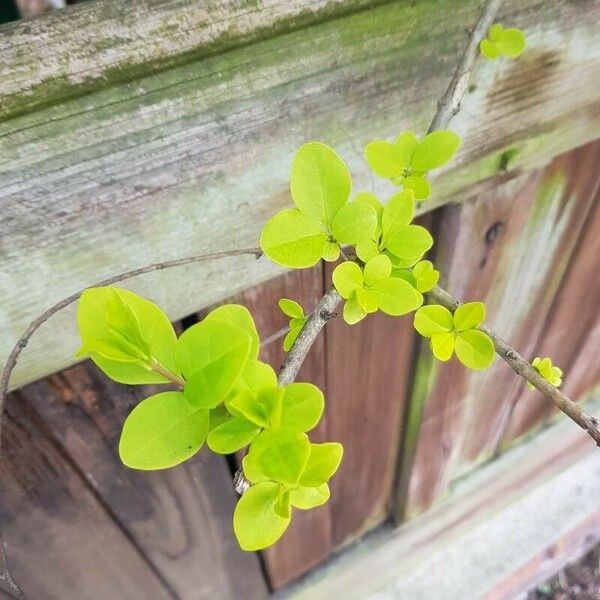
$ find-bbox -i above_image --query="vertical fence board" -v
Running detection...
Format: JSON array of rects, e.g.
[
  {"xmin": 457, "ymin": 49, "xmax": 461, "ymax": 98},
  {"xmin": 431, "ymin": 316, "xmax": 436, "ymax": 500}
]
[
  {"xmin": 400, "ymin": 143, "xmax": 599, "ymax": 518},
  {"xmin": 16, "ymin": 364, "xmax": 268, "ymax": 600},
  {"xmin": 0, "ymin": 392, "xmax": 174, "ymax": 600}
]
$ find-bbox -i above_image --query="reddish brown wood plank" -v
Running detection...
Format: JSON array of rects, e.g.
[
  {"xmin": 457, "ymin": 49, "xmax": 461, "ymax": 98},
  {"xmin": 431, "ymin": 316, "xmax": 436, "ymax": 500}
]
[
  {"xmin": 18, "ymin": 364, "xmax": 268, "ymax": 600},
  {"xmin": 0, "ymin": 392, "xmax": 174, "ymax": 600},
  {"xmin": 402, "ymin": 142, "xmax": 600, "ymax": 518},
  {"xmin": 502, "ymin": 181, "xmax": 600, "ymax": 442}
]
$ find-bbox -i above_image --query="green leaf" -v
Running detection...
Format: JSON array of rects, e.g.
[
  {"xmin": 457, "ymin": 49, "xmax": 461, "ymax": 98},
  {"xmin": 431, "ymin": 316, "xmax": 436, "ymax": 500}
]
[
  {"xmin": 322, "ymin": 241, "xmax": 341, "ymax": 262},
  {"xmin": 453, "ymin": 301, "xmax": 486, "ymax": 331},
  {"xmin": 455, "ymin": 329, "xmax": 495, "ymax": 370},
  {"xmin": 381, "ymin": 190, "xmax": 415, "ymax": 244},
  {"xmin": 280, "ymin": 383, "xmax": 324, "ymax": 432},
  {"xmin": 343, "ymin": 298, "xmax": 367, "ymax": 324},
  {"xmin": 234, "ymin": 359, "xmax": 278, "ymax": 393},
  {"xmin": 332, "ymin": 261, "xmax": 363, "ymax": 299},
  {"xmin": 411, "ymin": 260, "xmax": 439, "ymax": 293},
  {"xmin": 413, "ymin": 305, "xmax": 454, "ymax": 337},
  {"xmin": 208, "ymin": 405, "xmax": 230, "ymax": 431},
  {"xmin": 363, "ymin": 254, "xmax": 392, "ymax": 286},
  {"xmin": 279, "ymin": 298, "xmax": 304, "ymax": 319},
  {"xmin": 355, "ymin": 287, "xmax": 378, "ymax": 313},
  {"xmin": 364, "ymin": 141, "xmax": 406, "ymax": 178},
  {"xmin": 480, "ymin": 38, "xmax": 499, "ymax": 60},
  {"xmin": 275, "ymin": 488, "xmax": 292, "ymax": 519},
  {"xmin": 283, "ymin": 326, "xmax": 301, "ymax": 352},
  {"xmin": 330, "ymin": 201, "xmax": 378, "ymax": 245},
  {"xmin": 489, "ymin": 23, "xmax": 504, "ymax": 42},
  {"xmin": 498, "ymin": 28, "xmax": 526, "ymax": 58},
  {"xmin": 246, "ymin": 428, "xmax": 310, "ymax": 485},
  {"xmin": 233, "ymin": 482, "xmax": 291, "ymax": 551},
  {"xmin": 355, "ymin": 239, "xmax": 380, "ymax": 263},
  {"xmin": 207, "ymin": 417, "xmax": 261, "ymax": 454},
  {"xmin": 291, "ymin": 142, "xmax": 351, "ymax": 226},
  {"xmin": 78, "ymin": 286, "xmax": 179, "ymax": 385},
  {"xmin": 298, "ymin": 442, "xmax": 343, "ymax": 487},
  {"xmin": 290, "ymin": 483, "xmax": 330, "ymax": 510},
  {"xmin": 431, "ymin": 331, "xmax": 455, "ymax": 361},
  {"xmin": 119, "ymin": 391, "xmax": 209, "ymax": 470},
  {"xmin": 260, "ymin": 209, "xmax": 327, "ymax": 268},
  {"xmin": 385, "ymin": 225, "xmax": 433, "ymax": 261},
  {"xmin": 394, "ymin": 131, "xmax": 419, "ymax": 164},
  {"xmin": 392, "ymin": 268, "xmax": 417, "ymax": 288},
  {"xmin": 227, "ymin": 387, "xmax": 283, "ymax": 429},
  {"xmin": 369, "ymin": 277, "xmax": 423, "ymax": 316},
  {"xmin": 411, "ymin": 130, "xmax": 461, "ymax": 172},
  {"xmin": 403, "ymin": 174, "xmax": 431, "ymax": 201},
  {"xmin": 203, "ymin": 304, "xmax": 260, "ymax": 360},
  {"xmin": 242, "ymin": 454, "xmax": 270, "ymax": 484},
  {"xmin": 105, "ymin": 288, "xmax": 151, "ymax": 359}
]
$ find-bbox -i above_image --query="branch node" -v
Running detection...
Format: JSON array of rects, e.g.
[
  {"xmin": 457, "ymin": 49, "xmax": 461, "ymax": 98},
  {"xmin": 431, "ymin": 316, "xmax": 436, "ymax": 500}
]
[{"xmin": 233, "ymin": 470, "xmax": 251, "ymax": 495}]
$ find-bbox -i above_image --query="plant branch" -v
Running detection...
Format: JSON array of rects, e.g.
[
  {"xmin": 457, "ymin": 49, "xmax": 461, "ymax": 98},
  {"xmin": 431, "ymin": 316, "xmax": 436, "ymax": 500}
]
[
  {"xmin": 0, "ymin": 536, "xmax": 24, "ymax": 599},
  {"xmin": 427, "ymin": 286, "xmax": 600, "ymax": 445}
]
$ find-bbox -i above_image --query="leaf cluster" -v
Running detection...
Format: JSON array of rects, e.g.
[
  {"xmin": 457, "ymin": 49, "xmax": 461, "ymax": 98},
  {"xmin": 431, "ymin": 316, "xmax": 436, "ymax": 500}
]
[
  {"xmin": 279, "ymin": 298, "xmax": 307, "ymax": 351},
  {"xmin": 528, "ymin": 356, "xmax": 562, "ymax": 390},
  {"xmin": 480, "ymin": 24, "xmax": 526, "ymax": 60}
]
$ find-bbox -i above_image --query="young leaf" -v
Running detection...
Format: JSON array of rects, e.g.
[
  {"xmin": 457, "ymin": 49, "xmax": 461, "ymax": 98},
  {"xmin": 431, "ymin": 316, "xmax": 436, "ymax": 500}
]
[
  {"xmin": 280, "ymin": 383, "xmax": 324, "ymax": 432},
  {"xmin": 394, "ymin": 131, "xmax": 419, "ymax": 164},
  {"xmin": 119, "ymin": 391, "xmax": 209, "ymax": 470},
  {"xmin": 289, "ymin": 483, "xmax": 330, "ymax": 510},
  {"xmin": 207, "ymin": 417, "xmax": 261, "ymax": 454},
  {"xmin": 431, "ymin": 331, "xmax": 455, "ymax": 361},
  {"xmin": 279, "ymin": 298, "xmax": 304, "ymax": 319},
  {"xmin": 411, "ymin": 130, "xmax": 460, "ymax": 172},
  {"xmin": 356, "ymin": 239, "xmax": 380, "ymax": 263},
  {"xmin": 454, "ymin": 329, "xmax": 495, "ymax": 370},
  {"xmin": 298, "ymin": 442, "xmax": 343, "ymax": 487},
  {"xmin": 453, "ymin": 302, "xmax": 486, "ymax": 331},
  {"xmin": 291, "ymin": 142, "xmax": 351, "ymax": 226},
  {"xmin": 322, "ymin": 241, "xmax": 341, "ymax": 262},
  {"xmin": 283, "ymin": 327, "xmax": 301, "ymax": 352},
  {"xmin": 497, "ymin": 28, "xmax": 526, "ymax": 58},
  {"xmin": 227, "ymin": 387, "xmax": 283, "ymax": 429},
  {"xmin": 480, "ymin": 38, "xmax": 499, "ymax": 60},
  {"xmin": 363, "ymin": 254, "xmax": 392, "ymax": 286},
  {"xmin": 385, "ymin": 225, "xmax": 433, "ymax": 262},
  {"xmin": 233, "ymin": 360, "xmax": 278, "ymax": 396},
  {"xmin": 364, "ymin": 141, "xmax": 406, "ymax": 178},
  {"xmin": 233, "ymin": 482, "xmax": 291, "ymax": 551},
  {"xmin": 413, "ymin": 305, "xmax": 454, "ymax": 337},
  {"xmin": 369, "ymin": 277, "xmax": 423, "ymax": 316},
  {"xmin": 343, "ymin": 298, "xmax": 367, "ymax": 325},
  {"xmin": 330, "ymin": 201, "xmax": 378, "ymax": 245},
  {"xmin": 392, "ymin": 268, "xmax": 417, "ymax": 288},
  {"xmin": 260, "ymin": 209, "xmax": 327, "ymax": 268},
  {"xmin": 381, "ymin": 190, "xmax": 415, "ymax": 244},
  {"xmin": 489, "ymin": 23, "xmax": 504, "ymax": 41},
  {"xmin": 332, "ymin": 261, "xmax": 363, "ymax": 299},
  {"xmin": 275, "ymin": 488, "xmax": 292, "ymax": 519},
  {"xmin": 355, "ymin": 287, "xmax": 378, "ymax": 313},
  {"xmin": 78, "ymin": 286, "xmax": 179, "ymax": 385},
  {"xmin": 412, "ymin": 260, "xmax": 439, "ymax": 293},
  {"xmin": 202, "ymin": 304, "xmax": 260, "ymax": 360},
  {"xmin": 246, "ymin": 428, "xmax": 311, "ymax": 485}
]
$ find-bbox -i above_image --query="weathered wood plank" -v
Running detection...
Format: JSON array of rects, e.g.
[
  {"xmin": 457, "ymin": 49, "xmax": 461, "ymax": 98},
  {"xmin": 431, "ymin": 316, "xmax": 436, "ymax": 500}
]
[
  {"xmin": 0, "ymin": 390, "xmax": 175, "ymax": 600},
  {"xmin": 2, "ymin": 0, "xmax": 600, "ymax": 389},
  {"xmin": 18, "ymin": 363, "xmax": 268, "ymax": 600},
  {"xmin": 400, "ymin": 142, "xmax": 599, "ymax": 518}
]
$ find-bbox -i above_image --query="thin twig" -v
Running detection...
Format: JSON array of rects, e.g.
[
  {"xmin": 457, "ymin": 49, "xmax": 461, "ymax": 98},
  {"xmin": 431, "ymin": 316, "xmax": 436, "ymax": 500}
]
[
  {"xmin": 0, "ymin": 536, "xmax": 24, "ymax": 599},
  {"xmin": 427, "ymin": 286, "xmax": 600, "ymax": 445}
]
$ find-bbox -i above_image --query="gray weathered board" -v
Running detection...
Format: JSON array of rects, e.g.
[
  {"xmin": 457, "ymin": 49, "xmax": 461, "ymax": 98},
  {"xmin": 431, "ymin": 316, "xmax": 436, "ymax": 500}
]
[{"xmin": 1, "ymin": 0, "xmax": 600, "ymax": 389}]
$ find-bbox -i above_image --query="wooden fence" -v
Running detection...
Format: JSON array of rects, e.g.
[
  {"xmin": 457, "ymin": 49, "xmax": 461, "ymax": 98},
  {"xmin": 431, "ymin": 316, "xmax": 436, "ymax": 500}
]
[{"xmin": 1, "ymin": 0, "xmax": 599, "ymax": 598}]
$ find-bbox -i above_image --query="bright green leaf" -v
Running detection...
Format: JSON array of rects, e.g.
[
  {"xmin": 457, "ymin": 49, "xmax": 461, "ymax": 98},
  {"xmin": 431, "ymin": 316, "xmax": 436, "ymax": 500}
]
[
  {"xmin": 412, "ymin": 260, "xmax": 439, "ymax": 293},
  {"xmin": 246, "ymin": 428, "xmax": 310, "ymax": 485},
  {"xmin": 497, "ymin": 28, "xmax": 526, "ymax": 58},
  {"xmin": 363, "ymin": 254, "xmax": 392, "ymax": 286},
  {"xmin": 385, "ymin": 225, "xmax": 434, "ymax": 261},
  {"xmin": 283, "ymin": 327, "xmax": 301, "ymax": 352},
  {"xmin": 209, "ymin": 405, "xmax": 230, "ymax": 431},
  {"xmin": 299, "ymin": 442, "xmax": 343, "ymax": 487},
  {"xmin": 260, "ymin": 209, "xmax": 327, "ymax": 268},
  {"xmin": 291, "ymin": 142, "xmax": 351, "ymax": 226},
  {"xmin": 227, "ymin": 387, "xmax": 283, "ymax": 429},
  {"xmin": 364, "ymin": 141, "xmax": 406, "ymax": 178},
  {"xmin": 290, "ymin": 483, "xmax": 330, "ymax": 510},
  {"xmin": 275, "ymin": 488, "xmax": 292, "ymax": 519},
  {"xmin": 411, "ymin": 130, "xmax": 461, "ymax": 172},
  {"xmin": 119, "ymin": 392, "xmax": 209, "ymax": 470},
  {"xmin": 234, "ymin": 360, "xmax": 278, "ymax": 393},
  {"xmin": 394, "ymin": 131, "xmax": 419, "ymax": 164},
  {"xmin": 322, "ymin": 241, "xmax": 341, "ymax": 262},
  {"xmin": 453, "ymin": 301, "xmax": 486, "ymax": 331},
  {"xmin": 280, "ymin": 383, "xmax": 324, "ymax": 432},
  {"xmin": 431, "ymin": 331, "xmax": 455, "ymax": 361},
  {"xmin": 489, "ymin": 23, "xmax": 504, "ymax": 41},
  {"xmin": 331, "ymin": 201, "xmax": 378, "ymax": 245},
  {"xmin": 207, "ymin": 417, "xmax": 261, "ymax": 454},
  {"xmin": 455, "ymin": 329, "xmax": 495, "ymax": 370},
  {"xmin": 343, "ymin": 298, "xmax": 367, "ymax": 324},
  {"xmin": 369, "ymin": 277, "xmax": 423, "ymax": 316},
  {"xmin": 356, "ymin": 287, "xmax": 378, "ymax": 313},
  {"xmin": 233, "ymin": 482, "xmax": 290, "ymax": 551},
  {"xmin": 480, "ymin": 38, "xmax": 499, "ymax": 60},
  {"xmin": 202, "ymin": 304, "xmax": 260, "ymax": 360},
  {"xmin": 413, "ymin": 305, "xmax": 454, "ymax": 337},
  {"xmin": 382, "ymin": 190, "xmax": 415, "ymax": 244},
  {"xmin": 392, "ymin": 268, "xmax": 417, "ymax": 288},
  {"xmin": 403, "ymin": 174, "xmax": 431, "ymax": 200},
  {"xmin": 332, "ymin": 261, "xmax": 363, "ymax": 299},
  {"xmin": 356, "ymin": 239, "xmax": 380, "ymax": 263},
  {"xmin": 279, "ymin": 298, "xmax": 304, "ymax": 319}
]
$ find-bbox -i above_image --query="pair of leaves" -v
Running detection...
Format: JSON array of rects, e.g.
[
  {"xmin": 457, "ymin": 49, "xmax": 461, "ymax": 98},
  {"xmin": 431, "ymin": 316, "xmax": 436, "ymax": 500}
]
[
  {"xmin": 260, "ymin": 142, "xmax": 378, "ymax": 268},
  {"xmin": 480, "ymin": 24, "xmax": 526, "ymax": 60},
  {"xmin": 333, "ymin": 254, "xmax": 423, "ymax": 324},
  {"xmin": 355, "ymin": 190, "xmax": 434, "ymax": 270},
  {"xmin": 528, "ymin": 356, "xmax": 562, "ymax": 390},
  {"xmin": 234, "ymin": 430, "xmax": 342, "ymax": 550},
  {"xmin": 364, "ymin": 130, "xmax": 460, "ymax": 200},
  {"xmin": 413, "ymin": 302, "xmax": 494, "ymax": 370},
  {"xmin": 207, "ymin": 382, "xmax": 324, "ymax": 454},
  {"xmin": 394, "ymin": 260, "xmax": 440, "ymax": 293},
  {"xmin": 279, "ymin": 298, "xmax": 307, "ymax": 351}
]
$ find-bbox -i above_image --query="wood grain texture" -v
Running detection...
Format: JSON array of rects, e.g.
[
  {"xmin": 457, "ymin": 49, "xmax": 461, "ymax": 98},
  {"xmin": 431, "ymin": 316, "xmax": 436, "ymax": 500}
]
[
  {"xmin": 16, "ymin": 364, "xmax": 268, "ymax": 600},
  {"xmin": 2, "ymin": 0, "xmax": 600, "ymax": 389},
  {"xmin": 0, "ymin": 391, "xmax": 174, "ymax": 600},
  {"xmin": 400, "ymin": 142, "xmax": 600, "ymax": 518},
  {"xmin": 204, "ymin": 266, "xmax": 331, "ymax": 589}
]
